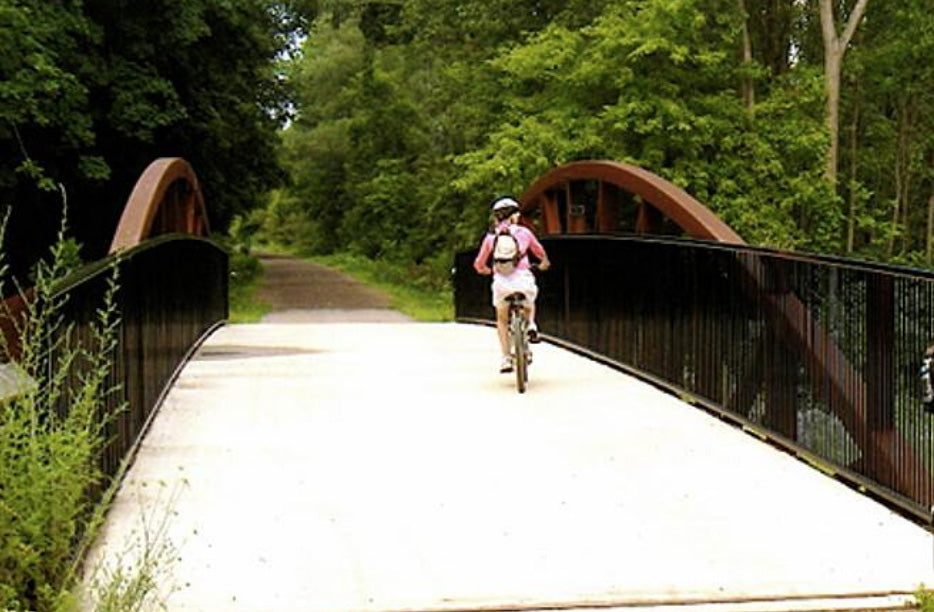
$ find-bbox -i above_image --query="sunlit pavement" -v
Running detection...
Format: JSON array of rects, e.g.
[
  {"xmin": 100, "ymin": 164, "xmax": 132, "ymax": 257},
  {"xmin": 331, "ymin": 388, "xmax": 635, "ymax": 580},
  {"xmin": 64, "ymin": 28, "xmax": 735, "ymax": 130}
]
[{"xmin": 84, "ymin": 322, "xmax": 934, "ymax": 612}]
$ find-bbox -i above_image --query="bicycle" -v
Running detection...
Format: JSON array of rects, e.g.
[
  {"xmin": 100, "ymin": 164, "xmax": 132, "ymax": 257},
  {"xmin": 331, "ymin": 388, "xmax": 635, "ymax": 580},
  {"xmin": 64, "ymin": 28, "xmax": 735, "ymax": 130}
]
[{"xmin": 505, "ymin": 292, "xmax": 532, "ymax": 393}]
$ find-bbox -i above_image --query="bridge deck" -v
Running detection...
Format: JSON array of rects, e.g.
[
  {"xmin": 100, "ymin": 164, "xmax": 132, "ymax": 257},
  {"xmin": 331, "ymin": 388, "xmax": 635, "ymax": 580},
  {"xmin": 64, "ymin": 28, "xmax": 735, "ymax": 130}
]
[{"xmin": 86, "ymin": 322, "xmax": 933, "ymax": 611}]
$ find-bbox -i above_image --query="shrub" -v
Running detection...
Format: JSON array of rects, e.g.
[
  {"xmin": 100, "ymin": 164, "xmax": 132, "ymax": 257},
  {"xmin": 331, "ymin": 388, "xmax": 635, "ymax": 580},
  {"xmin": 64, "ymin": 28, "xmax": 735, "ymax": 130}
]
[{"xmin": 0, "ymin": 211, "xmax": 122, "ymax": 611}]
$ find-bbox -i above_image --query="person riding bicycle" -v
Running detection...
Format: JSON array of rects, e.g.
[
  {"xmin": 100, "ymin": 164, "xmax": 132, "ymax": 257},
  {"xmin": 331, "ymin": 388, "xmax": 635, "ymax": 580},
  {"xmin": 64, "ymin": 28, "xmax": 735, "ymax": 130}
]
[{"xmin": 473, "ymin": 196, "xmax": 551, "ymax": 373}]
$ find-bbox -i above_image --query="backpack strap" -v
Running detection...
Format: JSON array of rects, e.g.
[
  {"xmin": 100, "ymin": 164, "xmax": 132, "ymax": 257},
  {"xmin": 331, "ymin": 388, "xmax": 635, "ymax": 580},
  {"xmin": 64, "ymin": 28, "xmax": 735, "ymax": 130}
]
[
  {"xmin": 489, "ymin": 225, "xmax": 526, "ymax": 268},
  {"xmin": 507, "ymin": 226, "xmax": 527, "ymax": 260}
]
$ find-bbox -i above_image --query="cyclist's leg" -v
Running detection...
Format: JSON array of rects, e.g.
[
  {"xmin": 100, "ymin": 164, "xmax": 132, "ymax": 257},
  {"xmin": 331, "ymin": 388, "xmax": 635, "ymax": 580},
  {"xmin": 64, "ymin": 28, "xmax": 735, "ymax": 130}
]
[
  {"xmin": 495, "ymin": 302, "xmax": 510, "ymax": 356},
  {"xmin": 525, "ymin": 300, "xmax": 541, "ymax": 342},
  {"xmin": 492, "ymin": 280, "xmax": 512, "ymax": 362},
  {"xmin": 520, "ymin": 272, "xmax": 540, "ymax": 339}
]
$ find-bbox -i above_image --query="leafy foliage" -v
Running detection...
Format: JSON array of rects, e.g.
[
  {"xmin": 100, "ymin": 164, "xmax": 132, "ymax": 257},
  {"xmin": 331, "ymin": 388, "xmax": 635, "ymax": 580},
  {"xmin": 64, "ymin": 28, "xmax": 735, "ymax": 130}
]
[
  {"xmin": 262, "ymin": 0, "xmax": 934, "ymax": 274},
  {"xmin": 0, "ymin": 0, "xmax": 297, "ymax": 276},
  {"xmin": 0, "ymin": 212, "xmax": 122, "ymax": 611},
  {"xmin": 268, "ymin": 0, "xmax": 829, "ymax": 266},
  {"xmin": 8, "ymin": 0, "xmax": 931, "ymax": 282}
]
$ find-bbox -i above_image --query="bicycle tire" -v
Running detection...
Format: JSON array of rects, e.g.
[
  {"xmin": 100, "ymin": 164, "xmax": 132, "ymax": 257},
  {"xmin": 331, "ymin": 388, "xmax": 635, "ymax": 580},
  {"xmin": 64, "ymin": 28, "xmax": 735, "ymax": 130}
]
[{"xmin": 511, "ymin": 308, "xmax": 528, "ymax": 393}]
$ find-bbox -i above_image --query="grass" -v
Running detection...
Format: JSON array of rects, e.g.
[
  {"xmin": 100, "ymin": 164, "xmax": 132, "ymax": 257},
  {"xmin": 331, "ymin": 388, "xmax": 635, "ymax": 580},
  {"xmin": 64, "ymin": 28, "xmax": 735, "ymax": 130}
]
[
  {"xmin": 228, "ymin": 281, "xmax": 270, "ymax": 323},
  {"xmin": 917, "ymin": 587, "xmax": 934, "ymax": 611},
  {"xmin": 83, "ymin": 481, "xmax": 184, "ymax": 612},
  {"xmin": 227, "ymin": 246, "xmax": 453, "ymax": 323},
  {"xmin": 227, "ymin": 250, "xmax": 271, "ymax": 323},
  {"xmin": 0, "ymin": 224, "xmax": 123, "ymax": 611},
  {"xmin": 309, "ymin": 253, "xmax": 453, "ymax": 322},
  {"xmin": 0, "ymin": 210, "xmax": 180, "ymax": 611}
]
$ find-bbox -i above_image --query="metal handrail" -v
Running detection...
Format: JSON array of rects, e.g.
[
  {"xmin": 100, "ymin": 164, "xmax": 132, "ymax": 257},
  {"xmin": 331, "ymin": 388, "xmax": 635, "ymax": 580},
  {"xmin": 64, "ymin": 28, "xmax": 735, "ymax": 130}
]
[
  {"xmin": 455, "ymin": 234, "xmax": 934, "ymax": 523},
  {"xmin": 54, "ymin": 234, "xmax": 228, "ymax": 479}
]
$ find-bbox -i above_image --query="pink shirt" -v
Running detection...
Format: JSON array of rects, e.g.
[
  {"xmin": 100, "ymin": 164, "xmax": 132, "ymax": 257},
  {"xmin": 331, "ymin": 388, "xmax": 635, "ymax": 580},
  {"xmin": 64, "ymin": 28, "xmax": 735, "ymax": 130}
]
[{"xmin": 473, "ymin": 222, "xmax": 547, "ymax": 276}]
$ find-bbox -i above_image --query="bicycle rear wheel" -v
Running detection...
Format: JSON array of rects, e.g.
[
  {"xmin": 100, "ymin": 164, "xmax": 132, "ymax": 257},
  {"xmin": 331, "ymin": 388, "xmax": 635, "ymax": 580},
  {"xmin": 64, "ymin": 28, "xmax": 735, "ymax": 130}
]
[{"xmin": 511, "ymin": 309, "xmax": 528, "ymax": 393}]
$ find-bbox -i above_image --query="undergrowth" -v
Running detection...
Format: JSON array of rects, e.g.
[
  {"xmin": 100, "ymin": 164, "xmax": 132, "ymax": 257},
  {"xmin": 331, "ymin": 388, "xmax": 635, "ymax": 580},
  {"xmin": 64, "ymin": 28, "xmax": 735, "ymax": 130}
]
[
  {"xmin": 84, "ymin": 481, "xmax": 185, "ymax": 612},
  {"xmin": 0, "ymin": 202, "xmax": 178, "ymax": 611},
  {"xmin": 0, "ymin": 209, "xmax": 123, "ymax": 610},
  {"xmin": 227, "ymin": 249, "xmax": 270, "ymax": 323},
  {"xmin": 917, "ymin": 587, "xmax": 934, "ymax": 611}
]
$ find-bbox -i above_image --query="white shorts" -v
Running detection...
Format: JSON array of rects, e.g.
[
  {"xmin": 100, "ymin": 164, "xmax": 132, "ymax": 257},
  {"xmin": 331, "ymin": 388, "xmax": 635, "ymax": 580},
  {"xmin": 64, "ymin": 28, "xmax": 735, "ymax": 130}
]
[{"xmin": 491, "ymin": 269, "xmax": 538, "ymax": 308}]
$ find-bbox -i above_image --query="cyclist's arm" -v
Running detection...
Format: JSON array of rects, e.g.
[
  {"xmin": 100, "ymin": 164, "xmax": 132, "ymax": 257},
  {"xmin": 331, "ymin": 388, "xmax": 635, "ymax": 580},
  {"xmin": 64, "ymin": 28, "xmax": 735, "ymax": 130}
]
[
  {"xmin": 527, "ymin": 233, "xmax": 551, "ymax": 271},
  {"xmin": 474, "ymin": 235, "xmax": 494, "ymax": 275}
]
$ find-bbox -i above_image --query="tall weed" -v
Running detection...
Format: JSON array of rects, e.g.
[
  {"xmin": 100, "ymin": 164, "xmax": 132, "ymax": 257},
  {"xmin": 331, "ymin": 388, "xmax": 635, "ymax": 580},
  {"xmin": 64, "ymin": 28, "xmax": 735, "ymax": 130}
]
[
  {"xmin": 84, "ymin": 481, "xmax": 185, "ymax": 612},
  {"xmin": 0, "ymin": 208, "xmax": 122, "ymax": 611}
]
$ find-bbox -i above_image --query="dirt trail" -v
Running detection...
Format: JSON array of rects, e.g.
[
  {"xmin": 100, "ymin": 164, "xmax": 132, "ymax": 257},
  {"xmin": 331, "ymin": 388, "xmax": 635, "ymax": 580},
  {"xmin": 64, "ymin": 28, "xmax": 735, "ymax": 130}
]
[{"xmin": 253, "ymin": 254, "xmax": 411, "ymax": 323}]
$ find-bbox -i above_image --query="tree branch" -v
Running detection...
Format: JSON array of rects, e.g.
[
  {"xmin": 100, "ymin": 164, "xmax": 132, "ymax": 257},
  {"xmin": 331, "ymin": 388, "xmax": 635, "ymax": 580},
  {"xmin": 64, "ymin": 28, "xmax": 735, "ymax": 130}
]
[
  {"xmin": 819, "ymin": 0, "xmax": 838, "ymax": 49},
  {"xmin": 840, "ymin": 0, "xmax": 870, "ymax": 50}
]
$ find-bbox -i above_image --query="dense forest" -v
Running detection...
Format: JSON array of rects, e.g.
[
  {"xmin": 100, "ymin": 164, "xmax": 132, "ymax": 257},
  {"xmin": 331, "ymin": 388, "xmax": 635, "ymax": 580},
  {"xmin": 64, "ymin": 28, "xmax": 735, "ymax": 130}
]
[
  {"xmin": 0, "ymin": 0, "xmax": 296, "ymax": 278},
  {"xmin": 3, "ymin": 0, "xmax": 934, "ymax": 283}
]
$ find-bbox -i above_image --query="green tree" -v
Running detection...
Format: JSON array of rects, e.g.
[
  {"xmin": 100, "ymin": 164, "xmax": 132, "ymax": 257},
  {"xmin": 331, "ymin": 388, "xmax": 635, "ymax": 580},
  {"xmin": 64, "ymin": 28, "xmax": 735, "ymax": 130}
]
[
  {"xmin": 838, "ymin": 0, "xmax": 934, "ymax": 261},
  {"xmin": 1, "ymin": 0, "xmax": 297, "ymax": 274},
  {"xmin": 819, "ymin": 0, "xmax": 869, "ymax": 184},
  {"xmin": 271, "ymin": 0, "xmax": 933, "ymax": 272},
  {"xmin": 450, "ymin": 0, "xmax": 835, "ymax": 250}
]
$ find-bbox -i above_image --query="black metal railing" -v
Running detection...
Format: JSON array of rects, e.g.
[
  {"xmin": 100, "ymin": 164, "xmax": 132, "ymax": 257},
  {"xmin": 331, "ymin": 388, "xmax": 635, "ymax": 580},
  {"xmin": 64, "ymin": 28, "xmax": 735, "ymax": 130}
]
[
  {"xmin": 455, "ymin": 235, "xmax": 934, "ymax": 523},
  {"xmin": 55, "ymin": 234, "xmax": 228, "ymax": 480}
]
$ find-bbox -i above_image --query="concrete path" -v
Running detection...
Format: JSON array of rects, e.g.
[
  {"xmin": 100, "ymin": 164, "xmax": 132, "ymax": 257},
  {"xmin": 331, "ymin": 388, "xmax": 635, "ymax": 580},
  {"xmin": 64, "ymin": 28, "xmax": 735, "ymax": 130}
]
[
  {"xmin": 84, "ymin": 321, "xmax": 934, "ymax": 611},
  {"xmin": 254, "ymin": 255, "xmax": 412, "ymax": 324}
]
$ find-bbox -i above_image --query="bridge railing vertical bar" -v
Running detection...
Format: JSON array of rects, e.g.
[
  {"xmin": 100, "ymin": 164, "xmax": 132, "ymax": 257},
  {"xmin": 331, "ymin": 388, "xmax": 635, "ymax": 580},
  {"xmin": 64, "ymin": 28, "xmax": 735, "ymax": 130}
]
[
  {"xmin": 54, "ymin": 235, "xmax": 228, "ymax": 483},
  {"xmin": 455, "ymin": 235, "xmax": 934, "ymax": 523}
]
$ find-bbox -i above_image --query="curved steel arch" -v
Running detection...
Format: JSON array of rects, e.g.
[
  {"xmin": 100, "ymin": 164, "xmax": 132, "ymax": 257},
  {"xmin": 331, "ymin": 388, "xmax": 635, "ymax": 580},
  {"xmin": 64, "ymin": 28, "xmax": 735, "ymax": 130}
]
[
  {"xmin": 519, "ymin": 159, "xmax": 931, "ymax": 512},
  {"xmin": 109, "ymin": 157, "xmax": 210, "ymax": 253},
  {"xmin": 520, "ymin": 159, "xmax": 744, "ymax": 244},
  {"xmin": 3, "ymin": 157, "xmax": 212, "ymax": 360}
]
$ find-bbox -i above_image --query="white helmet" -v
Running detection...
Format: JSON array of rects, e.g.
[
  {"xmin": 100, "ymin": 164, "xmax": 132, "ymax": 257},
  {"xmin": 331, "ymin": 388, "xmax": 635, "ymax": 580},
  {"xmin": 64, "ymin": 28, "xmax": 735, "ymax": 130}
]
[{"xmin": 491, "ymin": 196, "xmax": 520, "ymax": 218}]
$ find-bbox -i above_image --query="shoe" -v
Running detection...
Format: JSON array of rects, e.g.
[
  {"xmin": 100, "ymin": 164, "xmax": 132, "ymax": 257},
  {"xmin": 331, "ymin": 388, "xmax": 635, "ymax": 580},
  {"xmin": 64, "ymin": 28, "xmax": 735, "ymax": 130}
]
[
  {"xmin": 528, "ymin": 325, "xmax": 541, "ymax": 344},
  {"xmin": 500, "ymin": 355, "xmax": 514, "ymax": 373}
]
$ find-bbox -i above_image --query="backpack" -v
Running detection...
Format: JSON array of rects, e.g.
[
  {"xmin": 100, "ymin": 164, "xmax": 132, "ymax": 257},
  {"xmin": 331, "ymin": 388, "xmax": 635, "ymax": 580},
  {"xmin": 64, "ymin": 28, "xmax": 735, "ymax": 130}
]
[{"xmin": 491, "ymin": 227, "xmax": 522, "ymax": 275}]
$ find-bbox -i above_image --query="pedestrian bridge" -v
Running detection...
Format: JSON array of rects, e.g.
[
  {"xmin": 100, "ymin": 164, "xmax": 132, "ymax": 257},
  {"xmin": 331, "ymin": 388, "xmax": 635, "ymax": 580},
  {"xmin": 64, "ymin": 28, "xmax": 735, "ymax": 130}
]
[
  {"xmin": 87, "ymin": 320, "xmax": 933, "ymax": 612},
  {"xmin": 8, "ymin": 157, "xmax": 934, "ymax": 611}
]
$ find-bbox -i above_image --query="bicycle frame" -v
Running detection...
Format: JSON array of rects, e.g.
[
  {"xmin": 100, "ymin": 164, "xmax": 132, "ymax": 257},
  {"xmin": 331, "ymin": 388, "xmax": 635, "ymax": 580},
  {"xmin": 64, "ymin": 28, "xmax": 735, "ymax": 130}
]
[{"xmin": 506, "ymin": 294, "xmax": 531, "ymax": 393}]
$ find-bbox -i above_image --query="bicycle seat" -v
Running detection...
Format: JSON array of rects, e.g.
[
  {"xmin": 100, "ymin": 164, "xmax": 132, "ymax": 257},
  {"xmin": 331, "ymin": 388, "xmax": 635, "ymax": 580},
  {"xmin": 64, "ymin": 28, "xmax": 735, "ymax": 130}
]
[{"xmin": 505, "ymin": 292, "xmax": 526, "ymax": 303}]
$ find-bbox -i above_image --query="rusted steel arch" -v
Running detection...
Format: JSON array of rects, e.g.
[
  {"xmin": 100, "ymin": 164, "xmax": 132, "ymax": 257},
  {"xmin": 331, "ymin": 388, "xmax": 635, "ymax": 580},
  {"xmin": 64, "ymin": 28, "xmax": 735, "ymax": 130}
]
[
  {"xmin": 109, "ymin": 157, "xmax": 210, "ymax": 253},
  {"xmin": 2, "ymin": 158, "xmax": 210, "ymax": 360},
  {"xmin": 522, "ymin": 159, "xmax": 930, "ymax": 511},
  {"xmin": 520, "ymin": 159, "xmax": 744, "ymax": 244}
]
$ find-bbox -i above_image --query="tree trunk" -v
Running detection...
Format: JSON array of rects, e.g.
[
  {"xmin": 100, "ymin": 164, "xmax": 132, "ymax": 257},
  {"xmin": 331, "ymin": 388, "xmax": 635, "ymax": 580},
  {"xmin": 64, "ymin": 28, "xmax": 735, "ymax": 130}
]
[
  {"xmin": 819, "ymin": 0, "xmax": 870, "ymax": 185},
  {"xmin": 738, "ymin": 0, "xmax": 755, "ymax": 111},
  {"xmin": 889, "ymin": 108, "xmax": 902, "ymax": 258},
  {"xmin": 823, "ymin": 50, "xmax": 842, "ymax": 183},
  {"xmin": 846, "ymin": 93, "xmax": 859, "ymax": 254},
  {"xmin": 748, "ymin": 0, "xmax": 795, "ymax": 76},
  {"xmin": 927, "ymin": 152, "xmax": 934, "ymax": 264},
  {"xmin": 901, "ymin": 99, "xmax": 915, "ymax": 255},
  {"xmin": 890, "ymin": 97, "xmax": 915, "ymax": 257}
]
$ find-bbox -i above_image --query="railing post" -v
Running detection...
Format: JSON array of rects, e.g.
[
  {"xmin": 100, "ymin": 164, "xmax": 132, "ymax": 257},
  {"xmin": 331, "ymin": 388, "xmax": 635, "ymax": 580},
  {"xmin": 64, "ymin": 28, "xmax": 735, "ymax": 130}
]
[
  {"xmin": 866, "ymin": 275, "xmax": 895, "ymax": 428},
  {"xmin": 453, "ymin": 236, "xmax": 934, "ymax": 523},
  {"xmin": 866, "ymin": 274, "xmax": 895, "ymax": 482}
]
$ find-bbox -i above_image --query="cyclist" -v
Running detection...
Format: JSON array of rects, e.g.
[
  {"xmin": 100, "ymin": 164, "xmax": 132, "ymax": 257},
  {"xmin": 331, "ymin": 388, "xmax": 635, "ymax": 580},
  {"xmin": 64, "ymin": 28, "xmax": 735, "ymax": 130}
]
[{"xmin": 473, "ymin": 196, "xmax": 551, "ymax": 373}]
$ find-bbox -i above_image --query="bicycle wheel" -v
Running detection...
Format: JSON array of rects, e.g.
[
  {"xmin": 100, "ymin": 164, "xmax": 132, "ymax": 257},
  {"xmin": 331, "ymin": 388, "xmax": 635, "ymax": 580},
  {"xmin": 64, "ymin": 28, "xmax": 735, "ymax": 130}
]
[{"xmin": 511, "ymin": 308, "xmax": 528, "ymax": 393}]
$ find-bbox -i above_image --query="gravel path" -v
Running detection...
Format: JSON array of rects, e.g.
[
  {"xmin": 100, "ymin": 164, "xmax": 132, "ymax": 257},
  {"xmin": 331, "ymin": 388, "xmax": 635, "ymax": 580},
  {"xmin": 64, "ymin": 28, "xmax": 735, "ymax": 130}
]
[{"xmin": 253, "ymin": 254, "xmax": 411, "ymax": 323}]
